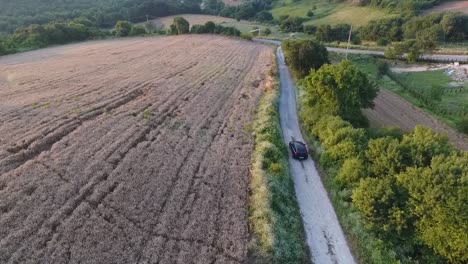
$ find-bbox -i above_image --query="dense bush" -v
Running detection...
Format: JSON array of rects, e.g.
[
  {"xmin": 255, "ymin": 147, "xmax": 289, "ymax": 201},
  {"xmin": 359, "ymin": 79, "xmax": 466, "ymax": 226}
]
[
  {"xmin": 300, "ymin": 74, "xmax": 467, "ymax": 262},
  {"xmin": 302, "ymin": 60, "xmax": 378, "ymax": 127},
  {"xmin": 0, "ymin": 0, "xmax": 203, "ymax": 34},
  {"xmin": 278, "ymin": 16, "xmax": 306, "ymax": 32},
  {"xmin": 4, "ymin": 19, "xmax": 107, "ymax": 52},
  {"xmin": 456, "ymin": 116, "xmax": 468, "ymax": 135},
  {"xmin": 218, "ymin": 0, "xmax": 274, "ymax": 22},
  {"xmin": 281, "ymin": 39, "xmax": 329, "ymax": 78},
  {"xmin": 359, "ymin": 13, "xmax": 468, "ymax": 43},
  {"xmin": 315, "ymin": 24, "xmax": 351, "ymax": 42},
  {"xmin": 190, "ymin": 21, "xmax": 241, "ymax": 37},
  {"xmin": 170, "ymin": 17, "xmax": 190, "ymax": 35},
  {"xmin": 115, "ymin": 20, "xmax": 132, "ymax": 37}
]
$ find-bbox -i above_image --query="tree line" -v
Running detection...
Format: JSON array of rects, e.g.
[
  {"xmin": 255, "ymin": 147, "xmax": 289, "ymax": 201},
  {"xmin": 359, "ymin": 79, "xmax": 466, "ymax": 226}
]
[
  {"xmin": 0, "ymin": 0, "xmax": 204, "ymax": 34},
  {"xmin": 282, "ymin": 39, "xmax": 468, "ymax": 263}
]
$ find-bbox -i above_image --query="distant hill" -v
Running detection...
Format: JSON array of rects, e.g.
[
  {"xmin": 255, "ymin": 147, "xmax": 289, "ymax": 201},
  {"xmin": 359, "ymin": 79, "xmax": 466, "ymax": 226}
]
[{"xmin": 0, "ymin": 0, "xmax": 203, "ymax": 33}]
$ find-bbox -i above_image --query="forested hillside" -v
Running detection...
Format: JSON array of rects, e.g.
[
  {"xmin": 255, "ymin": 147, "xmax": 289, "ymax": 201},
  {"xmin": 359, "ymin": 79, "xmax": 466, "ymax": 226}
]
[{"xmin": 0, "ymin": 0, "xmax": 203, "ymax": 33}]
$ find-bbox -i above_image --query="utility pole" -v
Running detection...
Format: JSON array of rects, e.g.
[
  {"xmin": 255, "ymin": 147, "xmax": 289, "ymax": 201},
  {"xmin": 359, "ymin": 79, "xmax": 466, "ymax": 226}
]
[{"xmin": 346, "ymin": 25, "xmax": 352, "ymax": 59}]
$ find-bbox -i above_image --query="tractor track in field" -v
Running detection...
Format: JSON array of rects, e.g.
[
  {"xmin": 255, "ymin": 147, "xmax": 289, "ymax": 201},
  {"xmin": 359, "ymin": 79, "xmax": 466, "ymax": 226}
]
[{"xmin": 0, "ymin": 35, "xmax": 273, "ymax": 263}]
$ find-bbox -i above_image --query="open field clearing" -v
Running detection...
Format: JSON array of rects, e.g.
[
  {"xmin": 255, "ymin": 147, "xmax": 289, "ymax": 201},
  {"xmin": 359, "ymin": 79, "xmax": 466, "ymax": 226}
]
[
  {"xmin": 425, "ymin": 1, "xmax": 468, "ymax": 14},
  {"xmin": 273, "ymin": 0, "xmax": 393, "ymax": 27},
  {"xmin": 147, "ymin": 14, "xmax": 287, "ymax": 39},
  {"xmin": 0, "ymin": 35, "xmax": 273, "ymax": 263},
  {"xmin": 364, "ymin": 89, "xmax": 468, "ymax": 150}
]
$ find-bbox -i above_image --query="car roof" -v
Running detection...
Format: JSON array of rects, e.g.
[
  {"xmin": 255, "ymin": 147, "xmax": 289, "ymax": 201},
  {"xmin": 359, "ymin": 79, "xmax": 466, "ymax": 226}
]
[{"xmin": 291, "ymin": 140, "xmax": 306, "ymax": 146}]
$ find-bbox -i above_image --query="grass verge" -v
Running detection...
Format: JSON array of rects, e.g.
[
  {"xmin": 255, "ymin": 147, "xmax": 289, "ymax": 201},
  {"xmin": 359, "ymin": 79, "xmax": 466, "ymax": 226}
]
[{"xmin": 247, "ymin": 52, "xmax": 310, "ymax": 264}]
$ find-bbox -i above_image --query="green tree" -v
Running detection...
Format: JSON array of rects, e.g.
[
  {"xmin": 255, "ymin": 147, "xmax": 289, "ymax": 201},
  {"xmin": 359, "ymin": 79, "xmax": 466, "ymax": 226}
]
[
  {"xmin": 398, "ymin": 153, "xmax": 468, "ymax": 262},
  {"xmin": 281, "ymin": 39, "xmax": 329, "ymax": 78},
  {"xmin": 336, "ymin": 157, "xmax": 367, "ymax": 187},
  {"xmin": 302, "ymin": 60, "xmax": 378, "ymax": 127},
  {"xmin": 114, "ymin": 20, "xmax": 132, "ymax": 37},
  {"xmin": 261, "ymin": 27, "xmax": 271, "ymax": 36},
  {"xmin": 352, "ymin": 176, "xmax": 411, "ymax": 235},
  {"xmin": 129, "ymin": 25, "xmax": 146, "ymax": 36},
  {"xmin": 366, "ymin": 137, "xmax": 404, "ymax": 177},
  {"xmin": 204, "ymin": 21, "xmax": 216, "ymax": 33},
  {"xmin": 170, "ymin": 17, "xmax": 190, "ymax": 35},
  {"xmin": 400, "ymin": 126, "xmax": 451, "ymax": 168}
]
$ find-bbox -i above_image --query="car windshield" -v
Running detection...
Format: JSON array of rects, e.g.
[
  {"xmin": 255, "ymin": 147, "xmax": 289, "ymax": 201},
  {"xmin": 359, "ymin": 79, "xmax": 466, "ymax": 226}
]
[{"xmin": 295, "ymin": 143, "xmax": 306, "ymax": 153}]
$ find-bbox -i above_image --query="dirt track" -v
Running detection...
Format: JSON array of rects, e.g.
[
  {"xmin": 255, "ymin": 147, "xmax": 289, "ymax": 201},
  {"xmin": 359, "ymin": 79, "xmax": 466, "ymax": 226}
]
[
  {"xmin": 425, "ymin": 1, "xmax": 468, "ymax": 14},
  {"xmin": 0, "ymin": 35, "xmax": 273, "ymax": 263},
  {"xmin": 364, "ymin": 89, "xmax": 468, "ymax": 150}
]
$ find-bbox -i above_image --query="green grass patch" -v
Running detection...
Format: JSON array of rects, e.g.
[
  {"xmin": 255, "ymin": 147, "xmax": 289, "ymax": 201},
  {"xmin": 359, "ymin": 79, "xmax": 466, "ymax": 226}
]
[
  {"xmin": 248, "ymin": 53, "xmax": 310, "ymax": 264},
  {"xmin": 304, "ymin": 4, "xmax": 394, "ymax": 27},
  {"xmin": 395, "ymin": 70, "xmax": 452, "ymax": 90},
  {"xmin": 272, "ymin": 0, "xmax": 395, "ymax": 27}
]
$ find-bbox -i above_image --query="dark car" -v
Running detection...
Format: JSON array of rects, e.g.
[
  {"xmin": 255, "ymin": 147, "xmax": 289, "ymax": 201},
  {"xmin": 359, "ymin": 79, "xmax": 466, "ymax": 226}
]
[{"xmin": 289, "ymin": 140, "xmax": 308, "ymax": 160}]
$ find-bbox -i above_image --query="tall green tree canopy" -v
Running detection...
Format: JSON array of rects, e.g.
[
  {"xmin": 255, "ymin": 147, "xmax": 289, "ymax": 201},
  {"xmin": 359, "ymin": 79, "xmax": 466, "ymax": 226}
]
[
  {"xmin": 398, "ymin": 153, "xmax": 468, "ymax": 262},
  {"xmin": 170, "ymin": 17, "xmax": 190, "ymax": 35},
  {"xmin": 281, "ymin": 39, "xmax": 329, "ymax": 78},
  {"xmin": 302, "ymin": 60, "xmax": 378, "ymax": 127}
]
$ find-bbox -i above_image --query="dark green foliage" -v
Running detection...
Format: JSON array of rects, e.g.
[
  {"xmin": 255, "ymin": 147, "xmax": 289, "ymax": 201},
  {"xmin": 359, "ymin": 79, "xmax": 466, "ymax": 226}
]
[
  {"xmin": 129, "ymin": 25, "xmax": 146, "ymax": 36},
  {"xmin": 302, "ymin": 60, "xmax": 378, "ymax": 127},
  {"xmin": 359, "ymin": 17, "xmax": 404, "ymax": 41},
  {"xmin": 376, "ymin": 38, "xmax": 390, "ymax": 46},
  {"xmin": 376, "ymin": 60, "xmax": 389, "ymax": 76},
  {"xmin": 0, "ymin": 0, "xmax": 203, "ymax": 34},
  {"xmin": 190, "ymin": 22, "xmax": 241, "ymax": 37},
  {"xmin": 170, "ymin": 17, "xmax": 190, "ymax": 35},
  {"xmin": 281, "ymin": 39, "xmax": 329, "ymax": 78},
  {"xmin": 354, "ymin": 0, "xmax": 449, "ymax": 13},
  {"xmin": 385, "ymin": 40, "xmax": 423, "ymax": 63},
  {"xmin": 307, "ymin": 10, "xmax": 314, "ymax": 17},
  {"xmin": 456, "ymin": 116, "xmax": 468, "ymax": 135},
  {"xmin": 261, "ymin": 27, "xmax": 271, "ymax": 36},
  {"xmin": 303, "ymin": 25, "xmax": 316, "ymax": 35},
  {"xmin": 359, "ymin": 13, "xmax": 468, "ymax": 43},
  {"xmin": 114, "ymin": 20, "xmax": 132, "ymax": 37},
  {"xmin": 315, "ymin": 24, "xmax": 351, "ymax": 42},
  {"xmin": 219, "ymin": 0, "xmax": 274, "ymax": 21},
  {"xmin": 4, "ymin": 19, "xmax": 106, "ymax": 52},
  {"xmin": 204, "ymin": 0, "xmax": 225, "ymax": 14},
  {"xmin": 278, "ymin": 16, "xmax": 306, "ymax": 32},
  {"xmin": 254, "ymin": 10, "xmax": 274, "ymax": 23}
]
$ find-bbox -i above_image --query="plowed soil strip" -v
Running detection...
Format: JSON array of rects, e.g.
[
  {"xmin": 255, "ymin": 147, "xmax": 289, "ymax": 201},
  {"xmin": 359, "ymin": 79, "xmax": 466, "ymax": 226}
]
[
  {"xmin": 364, "ymin": 88, "xmax": 468, "ymax": 150},
  {"xmin": 0, "ymin": 35, "xmax": 273, "ymax": 263}
]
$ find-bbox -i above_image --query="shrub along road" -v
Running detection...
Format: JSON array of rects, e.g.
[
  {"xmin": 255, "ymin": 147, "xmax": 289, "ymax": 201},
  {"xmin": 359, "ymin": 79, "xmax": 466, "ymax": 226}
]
[{"xmin": 276, "ymin": 45, "xmax": 355, "ymax": 263}]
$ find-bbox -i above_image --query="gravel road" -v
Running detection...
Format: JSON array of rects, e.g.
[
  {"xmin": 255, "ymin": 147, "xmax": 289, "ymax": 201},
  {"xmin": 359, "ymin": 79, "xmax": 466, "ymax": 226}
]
[{"xmin": 276, "ymin": 46, "xmax": 356, "ymax": 264}]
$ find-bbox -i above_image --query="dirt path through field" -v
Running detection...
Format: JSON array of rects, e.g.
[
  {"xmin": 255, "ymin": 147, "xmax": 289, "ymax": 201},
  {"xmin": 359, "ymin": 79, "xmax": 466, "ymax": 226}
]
[
  {"xmin": 425, "ymin": 1, "xmax": 468, "ymax": 14},
  {"xmin": 0, "ymin": 35, "xmax": 273, "ymax": 263},
  {"xmin": 364, "ymin": 89, "xmax": 468, "ymax": 150}
]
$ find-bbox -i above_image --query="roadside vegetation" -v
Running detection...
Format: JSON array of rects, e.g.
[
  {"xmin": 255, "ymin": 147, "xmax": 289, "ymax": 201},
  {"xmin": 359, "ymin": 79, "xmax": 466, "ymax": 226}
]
[
  {"xmin": 248, "ymin": 54, "xmax": 310, "ymax": 264},
  {"xmin": 282, "ymin": 39, "xmax": 468, "ymax": 263}
]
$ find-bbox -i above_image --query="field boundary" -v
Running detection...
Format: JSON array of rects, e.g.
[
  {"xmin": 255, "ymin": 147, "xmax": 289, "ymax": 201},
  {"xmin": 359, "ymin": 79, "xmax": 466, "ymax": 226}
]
[{"xmin": 247, "ymin": 52, "xmax": 310, "ymax": 264}]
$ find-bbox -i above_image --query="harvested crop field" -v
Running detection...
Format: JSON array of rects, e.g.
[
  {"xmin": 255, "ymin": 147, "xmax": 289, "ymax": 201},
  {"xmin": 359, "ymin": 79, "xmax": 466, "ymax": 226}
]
[
  {"xmin": 364, "ymin": 89, "xmax": 468, "ymax": 150},
  {"xmin": 0, "ymin": 35, "xmax": 273, "ymax": 263}
]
